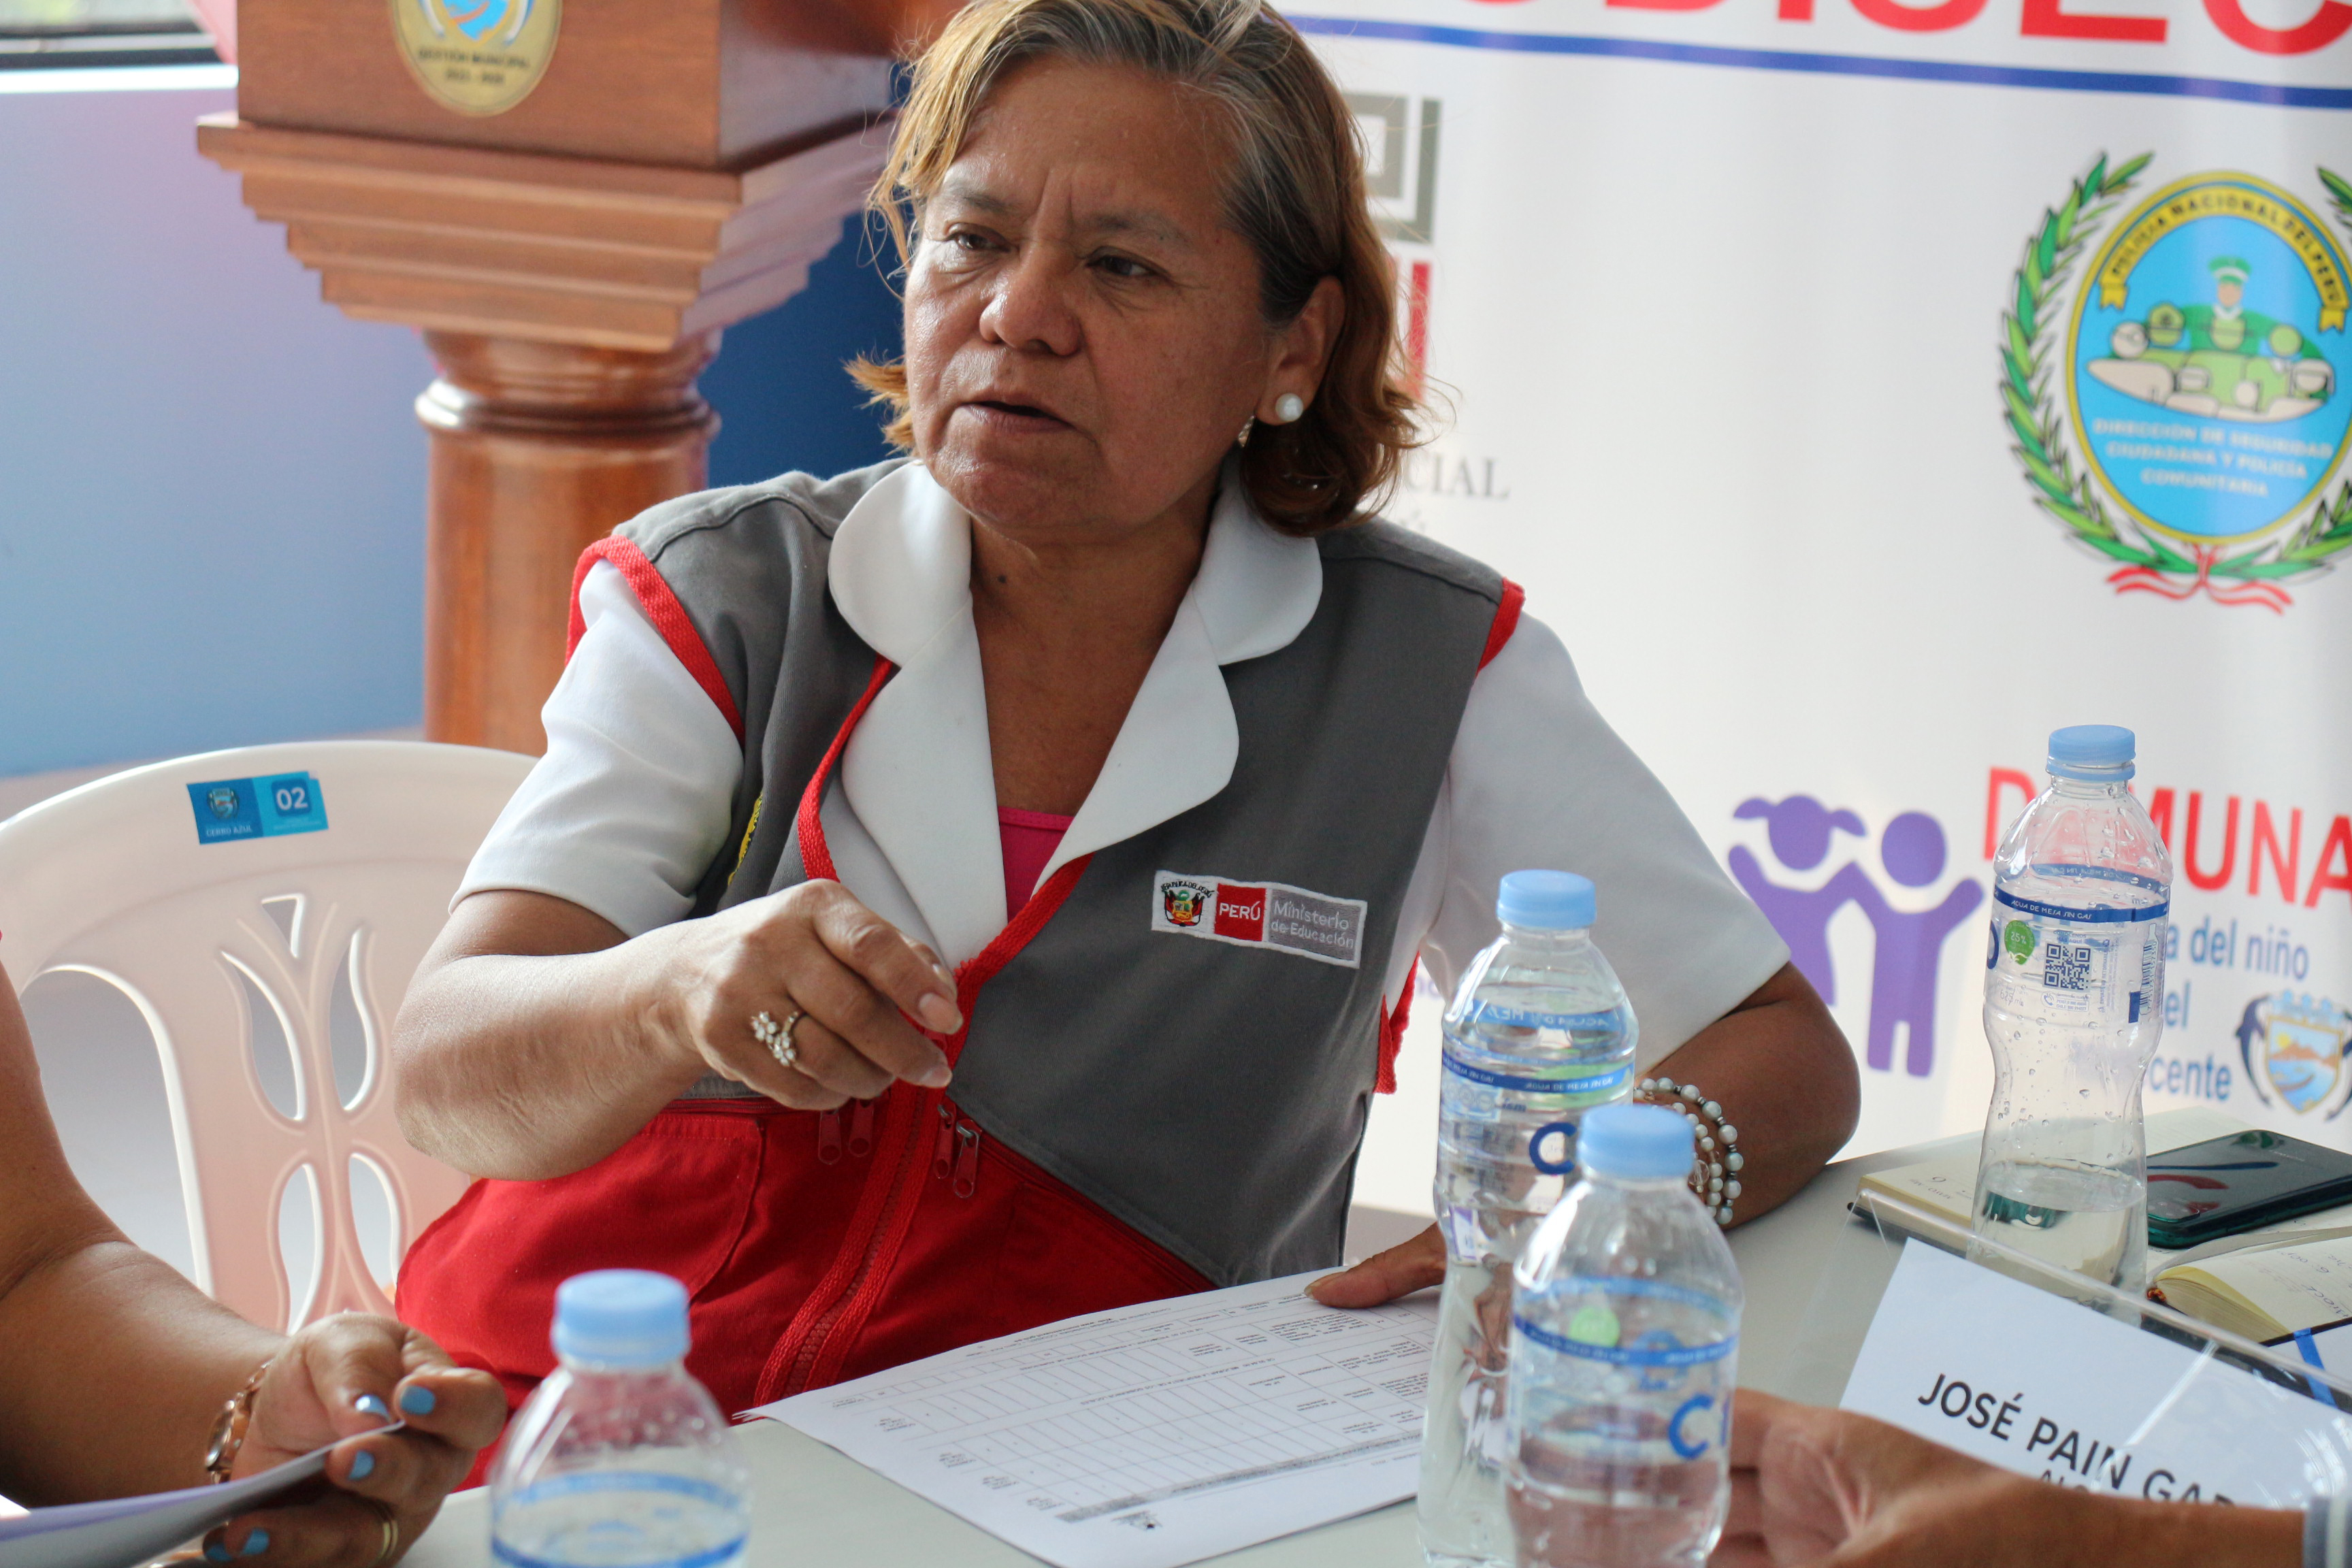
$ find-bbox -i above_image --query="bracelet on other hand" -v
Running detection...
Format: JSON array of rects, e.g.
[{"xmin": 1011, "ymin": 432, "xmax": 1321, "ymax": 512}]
[
  {"xmin": 203, "ymin": 1358, "xmax": 272, "ymax": 1484},
  {"xmin": 1633, "ymin": 1078, "xmax": 1742, "ymax": 1227}
]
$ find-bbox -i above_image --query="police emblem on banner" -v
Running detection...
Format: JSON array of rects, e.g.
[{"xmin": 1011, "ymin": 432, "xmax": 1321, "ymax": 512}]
[
  {"xmin": 2235, "ymin": 993, "xmax": 2352, "ymax": 1116},
  {"xmin": 392, "ymin": 0, "xmax": 561, "ymax": 116},
  {"xmin": 2004, "ymin": 158, "xmax": 2352, "ymax": 610}
]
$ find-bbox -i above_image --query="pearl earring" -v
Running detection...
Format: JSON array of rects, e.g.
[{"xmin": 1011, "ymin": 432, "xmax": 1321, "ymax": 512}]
[{"xmin": 1271, "ymin": 393, "xmax": 1306, "ymax": 423}]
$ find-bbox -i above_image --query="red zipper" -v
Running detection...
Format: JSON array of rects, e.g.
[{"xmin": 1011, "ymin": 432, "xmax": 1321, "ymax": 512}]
[
  {"xmin": 751, "ymin": 655, "xmax": 1098, "ymax": 1401},
  {"xmin": 951, "ymin": 1122, "xmax": 982, "ymax": 1198},
  {"xmin": 932, "ymin": 1100, "xmax": 956, "ymax": 1178},
  {"xmin": 817, "ymin": 1109, "xmax": 845, "ymax": 1164}
]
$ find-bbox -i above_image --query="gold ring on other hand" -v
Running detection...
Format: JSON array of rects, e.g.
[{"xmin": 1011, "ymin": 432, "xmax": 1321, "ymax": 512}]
[{"xmin": 360, "ymin": 1497, "xmax": 399, "ymax": 1568}]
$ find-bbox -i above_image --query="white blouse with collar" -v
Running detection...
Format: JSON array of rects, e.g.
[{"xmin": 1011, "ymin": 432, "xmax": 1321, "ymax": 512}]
[{"xmin": 459, "ymin": 466, "xmax": 1786, "ymax": 1066}]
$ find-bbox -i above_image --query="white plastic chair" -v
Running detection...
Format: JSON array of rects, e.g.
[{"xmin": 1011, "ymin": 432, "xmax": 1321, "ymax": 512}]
[{"xmin": 0, "ymin": 740, "xmax": 535, "ymax": 1333}]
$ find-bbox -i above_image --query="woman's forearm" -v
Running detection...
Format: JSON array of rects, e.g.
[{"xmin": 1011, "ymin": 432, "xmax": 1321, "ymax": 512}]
[
  {"xmin": 0, "ymin": 1228, "xmax": 279, "ymax": 1504},
  {"xmin": 392, "ymin": 892, "xmax": 703, "ymax": 1180},
  {"xmin": 1644, "ymin": 961, "xmax": 1859, "ymax": 1222}
]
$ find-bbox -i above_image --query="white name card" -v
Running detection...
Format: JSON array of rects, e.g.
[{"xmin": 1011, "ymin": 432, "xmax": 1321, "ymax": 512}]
[{"xmin": 1840, "ymin": 1241, "xmax": 2352, "ymax": 1508}]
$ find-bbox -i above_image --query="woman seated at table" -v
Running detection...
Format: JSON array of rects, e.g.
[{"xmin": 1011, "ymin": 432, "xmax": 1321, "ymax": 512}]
[
  {"xmin": 387, "ymin": 0, "xmax": 1859, "ymax": 1415},
  {"xmin": 0, "ymin": 961, "xmax": 503, "ymax": 1565}
]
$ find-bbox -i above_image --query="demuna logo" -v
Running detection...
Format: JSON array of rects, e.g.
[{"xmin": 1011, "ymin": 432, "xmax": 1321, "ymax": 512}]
[
  {"xmin": 2003, "ymin": 157, "xmax": 2352, "ymax": 610},
  {"xmin": 1729, "ymin": 797, "xmax": 1983, "ymax": 1078},
  {"xmin": 2236, "ymin": 992, "xmax": 2352, "ymax": 1115}
]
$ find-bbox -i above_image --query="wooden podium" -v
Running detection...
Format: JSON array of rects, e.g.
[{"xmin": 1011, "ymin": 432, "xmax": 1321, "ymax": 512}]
[{"xmin": 201, "ymin": 0, "xmax": 933, "ymax": 752}]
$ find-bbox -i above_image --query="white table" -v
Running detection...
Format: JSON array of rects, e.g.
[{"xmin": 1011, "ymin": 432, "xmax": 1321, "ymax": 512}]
[{"xmin": 404, "ymin": 1128, "xmax": 1958, "ymax": 1568}]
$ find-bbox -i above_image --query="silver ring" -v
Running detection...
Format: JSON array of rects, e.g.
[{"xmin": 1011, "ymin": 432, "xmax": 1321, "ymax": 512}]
[{"xmin": 751, "ymin": 1008, "xmax": 805, "ymax": 1071}]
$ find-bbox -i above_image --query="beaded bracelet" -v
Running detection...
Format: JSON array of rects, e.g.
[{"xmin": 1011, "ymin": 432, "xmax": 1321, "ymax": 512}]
[{"xmin": 1633, "ymin": 1078, "xmax": 1742, "ymax": 1226}]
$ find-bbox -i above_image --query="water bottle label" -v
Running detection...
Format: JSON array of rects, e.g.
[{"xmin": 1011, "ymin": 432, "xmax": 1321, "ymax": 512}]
[
  {"xmin": 1468, "ymin": 1000, "xmax": 1629, "ymax": 1032},
  {"xmin": 1441, "ymin": 1048, "xmax": 1630, "ymax": 1095},
  {"xmin": 1512, "ymin": 1313, "xmax": 1737, "ymax": 1369},
  {"xmin": 492, "ymin": 1473, "xmax": 748, "ymax": 1568},
  {"xmin": 1528, "ymin": 1121, "xmax": 1580, "ymax": 1175},
  {"xmin": 1991, "ymin": 888, "xmax": 2170, "ymax": 925},
  {"xmin": 1986, "ymin": 892, "xmax": 2166, "ymax": 1023}
]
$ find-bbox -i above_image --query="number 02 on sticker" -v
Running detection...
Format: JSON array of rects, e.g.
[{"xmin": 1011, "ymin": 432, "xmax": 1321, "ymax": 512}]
[{"xmin": 186, "ymin": 772, "xmax": 329, "ymax": 845}]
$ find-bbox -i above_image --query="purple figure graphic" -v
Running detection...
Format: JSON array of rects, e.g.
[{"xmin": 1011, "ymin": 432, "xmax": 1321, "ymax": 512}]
[
  {"xmin": 1846, "ymin": 813, "xmax": 1984, "ymax": 1078},
  {"xmin": 1726, "ymin": 796, "xmax": 1869, "ymax": 1004}
]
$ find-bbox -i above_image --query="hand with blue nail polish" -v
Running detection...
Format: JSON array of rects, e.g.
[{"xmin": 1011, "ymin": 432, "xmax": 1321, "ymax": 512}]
[{"xmin": 193, "ymin": 1315, "xmax": 503, "ymax": 1568}]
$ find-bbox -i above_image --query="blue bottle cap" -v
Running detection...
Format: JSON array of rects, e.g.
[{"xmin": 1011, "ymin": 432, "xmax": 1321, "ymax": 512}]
[
  {"xmin": 1497, "ymin": 870, "xmax": 1597, "ymax": 930},
  {"xmin": 552, "ymin": 1270, "xmax": 690, "ymax": 1367},
  {"xmin": 2046, "ymin": 724, "xmax": 2137, "ymax": 782},
  {"xmin": 1578, "ymin": 1102, "xmax": 1694, "ymax": 1180}
]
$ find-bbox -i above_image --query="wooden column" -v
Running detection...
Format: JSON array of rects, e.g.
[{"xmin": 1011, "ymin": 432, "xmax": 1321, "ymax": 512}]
[
  {"xmin": 418, "ymin": 332, "xmax": 718, "ymax": 750},
  {"xmin": 199, "ymin": 0, "xmax": 939, "ymax": 751}
]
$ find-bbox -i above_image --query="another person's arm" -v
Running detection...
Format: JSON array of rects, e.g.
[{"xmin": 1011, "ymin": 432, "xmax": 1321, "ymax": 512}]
[
  {"xmin": 0, "ymin": 963, "xmax": 505, "ymax": 1563},
  {"xmin": 1716, "ymin": 1389, "xmax": 2299, "ymax": 1568}
]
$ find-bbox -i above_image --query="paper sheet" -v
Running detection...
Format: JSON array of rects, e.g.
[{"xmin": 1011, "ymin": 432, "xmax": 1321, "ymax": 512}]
[
  {"xmin": 0, "ymin": 1424, "xmax": 398, "ymax": 1568},
  {"xmin": 751, "ymin": 1273, "xmax": 1438, "ymax": 1568}
]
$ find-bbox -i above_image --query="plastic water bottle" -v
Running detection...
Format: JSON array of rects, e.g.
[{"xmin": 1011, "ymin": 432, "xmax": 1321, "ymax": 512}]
[
  {"xmin": 491, "ymin": 1271, "xmax": 750, "ymax": 1568},
  {"xmin": 1973, "ymin": 724, "xmax": 2172, "ymax": 1294},
  {"xmin": 1420, "ymin": 870, "xmax": 1637, "ymax": 1568},
  {"xmin": 1505, "ymin": 1103, "xmax": 1741, "ymax": 1568}
]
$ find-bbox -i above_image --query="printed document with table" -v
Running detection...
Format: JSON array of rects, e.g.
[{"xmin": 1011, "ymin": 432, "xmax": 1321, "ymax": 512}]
[{"xmin": 751, "ymin": 1273, "xmax": 1439, "ymax": 1568}]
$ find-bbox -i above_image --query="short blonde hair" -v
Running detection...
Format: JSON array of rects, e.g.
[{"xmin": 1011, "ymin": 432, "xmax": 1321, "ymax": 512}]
[{"xmin": 851, "ymin": 0, "xmax": 1421, "ymax": 536}]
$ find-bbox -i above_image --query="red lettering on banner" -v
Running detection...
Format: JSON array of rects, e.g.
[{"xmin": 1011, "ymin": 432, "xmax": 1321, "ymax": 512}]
[
  {"xmin": 1851, "ymin": 0, "xmax": 1990, "ymax": 29},
  {"xmin": 2307, "ymin": 817, "xmax": 2352, "ymax": 911},
  {"xmin": 1215, "ymin": 884, "xmax": 1267, "ymax": 941},
  {"xmin": 2146, "ymin": 787, "xmax": 2177, "ymax": 855},
  {"xmin": 2251, "ymin": 804, "xmax": 2302, "ymax": 903},
  {"xmin": 1611, "ymin": 0, "xmax": 1726, "ymax": 12},
  {"xmin": 1405, "ymin": 261, "xmax": 1432, "ymax": 396},
  {"xmin": 1985, "ymin": 768, "xmax": 2036, "ymax": 860},
  {"xmin": 1987, "ymin": 773, "xmax": 2339, "ymax": 915},
  {"xmin": 1778, "ymin": 0, "xmax": 1816, "ymax": 16},
  {"xmin": 2185, "ymin": 792, "xmax": 2240, "ymax": 892},
  {"xmin": 2202, "ymin": 0, "xmax": 2352, "ymax": 50},
  {"xmin": 2021, "ymin": 0, "xmax": 2167, "ymax": 40}
]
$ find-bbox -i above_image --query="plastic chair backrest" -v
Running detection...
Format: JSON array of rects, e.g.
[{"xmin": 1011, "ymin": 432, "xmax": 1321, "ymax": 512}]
[{"xmin": 0, "ymin": 740, "xmax": 534, "ymax": 1333}]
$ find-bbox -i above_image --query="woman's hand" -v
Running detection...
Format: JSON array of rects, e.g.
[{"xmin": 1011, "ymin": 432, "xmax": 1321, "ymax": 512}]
[
  {"xmin": 395, "ymin": 881, "xmax": 968, "ymax": 1179},
  {"xmin": 655, "ymin": 879, "xmax": 962, "ymax": 1110},
  {"xmin": 1309, "ymin": 1225, "xmax": 1442, "ymax": 1307},
  {"xmin": 205, "ymin": 1315, "xmax": 505, "ymax": 1568}
]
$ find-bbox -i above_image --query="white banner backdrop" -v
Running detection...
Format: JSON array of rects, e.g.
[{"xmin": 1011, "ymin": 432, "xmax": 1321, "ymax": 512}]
[{"xmin": 1333, "ymin": 0, "xmax": 2352, "ymax": 1215}]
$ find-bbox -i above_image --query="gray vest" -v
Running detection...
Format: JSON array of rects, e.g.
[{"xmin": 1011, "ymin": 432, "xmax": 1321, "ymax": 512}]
[{"xmin": 618, "ymin": 459, "xmax": 1505, "ymax": 1285}]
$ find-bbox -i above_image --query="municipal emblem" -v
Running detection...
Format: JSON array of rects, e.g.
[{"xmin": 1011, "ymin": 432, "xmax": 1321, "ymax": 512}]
[
  {"xmin": 2234, "ymin": 992, "xmax": 2352, "ymax": 1115},
  {"xmin": 2004, "ymin": 157, "xmax": 2352, "ymax": 610},
  {"xmin": 392, "ymin": 0, "xmax": 562, "ymax": 116},
  {"xmin": 206, "ymin": 785, "xmax": 240, "ymax": 820},
  {"xmin": 1160, "ymin": 880, "xmax": 1209, "ymax": 928}
]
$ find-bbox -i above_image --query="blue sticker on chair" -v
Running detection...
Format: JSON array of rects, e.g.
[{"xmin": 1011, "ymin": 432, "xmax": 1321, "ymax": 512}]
[{"xmin": 186, "ymin": 773, "xmax": 328, "ymax": 845}]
